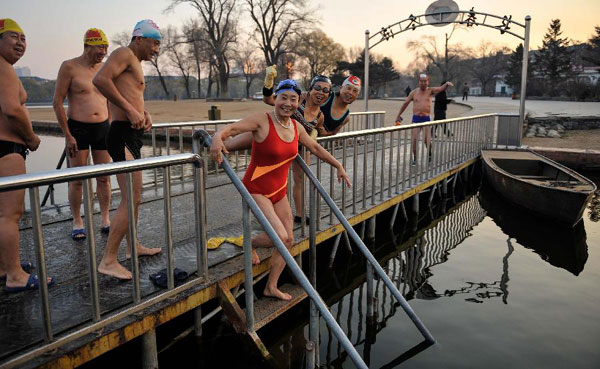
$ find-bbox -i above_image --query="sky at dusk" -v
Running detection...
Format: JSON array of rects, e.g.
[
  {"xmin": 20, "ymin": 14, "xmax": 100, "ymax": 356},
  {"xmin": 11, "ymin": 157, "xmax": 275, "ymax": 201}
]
[{"xmin": 4, "ymin": 0, "xmax": 600, "ymax": 79}]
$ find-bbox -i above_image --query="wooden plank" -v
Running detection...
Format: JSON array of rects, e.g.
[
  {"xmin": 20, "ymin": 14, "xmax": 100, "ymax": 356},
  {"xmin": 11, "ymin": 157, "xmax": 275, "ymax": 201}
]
[
  {"xmin": 249, "ymin": 284, "xmax": 308, "ymax": 331},
  {"xmin": 216, "ymin": 280, "xmax": 247, "ymax": 334},
  {"xmin": 216, "ymin": 281, "xmax": 272, "ymax": 360}
]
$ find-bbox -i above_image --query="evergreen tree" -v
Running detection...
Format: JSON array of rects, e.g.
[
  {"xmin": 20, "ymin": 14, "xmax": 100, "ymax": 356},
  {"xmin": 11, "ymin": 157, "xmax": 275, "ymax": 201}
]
[
  {"xmin": 505, "ymin": 44, "xmax": 523, "ymax": 89},
  {"xmin": 534, "ymin": 19, "xmax": 573, "ymax": 94},
  {"xmin": 583, "ymin": 26, "xmax": 600, "ymax": 67}
]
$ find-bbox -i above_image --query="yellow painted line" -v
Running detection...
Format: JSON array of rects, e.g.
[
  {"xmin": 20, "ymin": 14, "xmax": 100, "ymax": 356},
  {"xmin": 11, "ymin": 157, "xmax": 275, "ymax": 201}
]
[{"xmin": 39, "ymin": 159, "xmax": 477, "ymax": 368}]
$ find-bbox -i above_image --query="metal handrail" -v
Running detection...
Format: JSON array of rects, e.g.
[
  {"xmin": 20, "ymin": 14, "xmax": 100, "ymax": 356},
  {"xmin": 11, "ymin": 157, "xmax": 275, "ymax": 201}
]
[
  {"xmin": 295, "ymin": 155, "xmax": 436, "ymax": 343},
  {"xmin": 146, "ymin": 111, "xmax": 387, "ymax": 188},
  {"xmin": 40, "ymin": 148, "xmax": 67, "ymax": 207},
  {"xmin": 0, "ymin": 153, "xmax": 207, "ymax": 364},
  {"xmin": 316, "ymin": 113, "xmax": 498, "ymax": 142},
  {"xmin": 193, "ymin": 130, "xmax": 369, "ymax": 369}
]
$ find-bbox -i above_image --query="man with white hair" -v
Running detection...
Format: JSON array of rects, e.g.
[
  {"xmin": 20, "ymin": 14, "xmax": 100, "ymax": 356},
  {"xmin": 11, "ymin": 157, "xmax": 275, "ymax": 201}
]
[{"xmin": 394, "ymin": 74, "xmax": 453, "ymax": 163}]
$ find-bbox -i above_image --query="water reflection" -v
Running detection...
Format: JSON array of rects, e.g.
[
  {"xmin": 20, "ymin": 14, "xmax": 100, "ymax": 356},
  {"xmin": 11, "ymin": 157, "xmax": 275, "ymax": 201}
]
[
  {"xmin": 311, "ymin": 191, "xmax": 488, "ymax": 367},
  {"xmin": 588, "ymin": 190, "xmax": 600, "ymax": 222},
  {"xmin": 479, "ymin": 185, "xmax": 589, "ymax": 276}
]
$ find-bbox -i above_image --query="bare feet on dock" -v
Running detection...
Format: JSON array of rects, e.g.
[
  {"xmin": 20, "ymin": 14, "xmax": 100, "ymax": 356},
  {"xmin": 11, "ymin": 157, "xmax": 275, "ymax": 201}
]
[
  {"xmin": 263, "ymin": 286, "xmax": 292, "ymax": 301},
  {"xmin": 126, "ymin": 244, "xmax": 162, "ymax": 259},
  {"xmin": 252, "ymin": 249, "xmax": 260, "ymax": 265},
  {"xmin": 98, "ymin": 261, "xmax": 132, "ymax": 280}
]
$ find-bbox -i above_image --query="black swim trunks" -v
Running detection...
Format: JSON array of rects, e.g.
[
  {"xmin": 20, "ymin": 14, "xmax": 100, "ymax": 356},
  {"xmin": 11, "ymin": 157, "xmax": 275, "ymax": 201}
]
[
  {"xmin": 0, "ymin": 140, "xmax": 28, "ymax": 160},
  {"xmin": 106, "ymin": 120, "xmax": 144, "ymax": 162},
  {"xmin": 67, "ymin": 118, "xmax": 110, "ymax": 150}
]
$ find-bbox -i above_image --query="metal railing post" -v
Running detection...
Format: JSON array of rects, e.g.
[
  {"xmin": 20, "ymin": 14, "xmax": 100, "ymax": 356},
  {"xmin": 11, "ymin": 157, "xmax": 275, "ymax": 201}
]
[
  {"xmin": 82, "ymin": 179, "xmax": 101, "ymax": 322},
  {"xmin": 242, "ymin": 199, "xmax": 255, "ymax": 332},
  {"xmin": 192, "ymin": 140, "xmax": 208, "ymax": 280},
  {"xmin": 152, "ymin": 130, "xmax": 157, "ymax": 187},
  {"xmin": 163, "ymin": 167, "xmax": 175, "ymax": 290},
  {"xmin": 126, "ymin": 173, "xmax": 141, "ymax": 304},
  {"xmin": 29, "ymin": 187, "xmax": 53, "ymax": 342}
]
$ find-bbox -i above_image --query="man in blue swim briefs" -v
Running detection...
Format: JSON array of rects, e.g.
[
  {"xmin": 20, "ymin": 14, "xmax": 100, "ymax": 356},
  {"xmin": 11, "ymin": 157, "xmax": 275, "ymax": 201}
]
[
  {"xmin": 394, "ymin": 74, "xmax": 453, "ymax": 163},
  {"xmin": 93, "ymin": 19, "xmax": 162, "ymax": 280}
]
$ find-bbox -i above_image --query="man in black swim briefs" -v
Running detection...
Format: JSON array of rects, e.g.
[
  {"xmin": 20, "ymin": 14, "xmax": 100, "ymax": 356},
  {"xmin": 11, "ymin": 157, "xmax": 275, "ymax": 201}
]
[
  {"xmin": 93, "ymin": 19, "xmax": 162, "ymax": 280},
  {"xmin": 54, "ymin": 28, "xmax": 112, "ymax": 240},
  {"xmin": 0, "ymin": 19, "xmax": 54, "ymax": 293}
]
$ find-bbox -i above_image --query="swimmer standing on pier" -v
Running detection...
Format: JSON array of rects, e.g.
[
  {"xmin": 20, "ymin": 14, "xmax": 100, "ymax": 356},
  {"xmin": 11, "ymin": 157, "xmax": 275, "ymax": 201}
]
[
  {"xmin": 0, "ymin": 19, "xmax": 53, "ymax": 292},
  {"xmin": 394, "ymin": 74, "xmax": 453, "ymax": 162},
  {"xmin": 210, "ymin": 79, "xmax": 351, "ymax": 300},
  {"xmin": 53, "ymin": 28, "xmax": 112, "ymax": 241},
  {"xmin": 93, "ymin": 20, "xmax": 162, "ymax": 279}
]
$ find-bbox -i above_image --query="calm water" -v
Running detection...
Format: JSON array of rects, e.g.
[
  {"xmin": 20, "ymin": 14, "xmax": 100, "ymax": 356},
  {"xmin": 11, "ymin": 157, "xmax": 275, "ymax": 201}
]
[{"xmin": 153, "ymin": 175, "xmax": 600, "ymax": 369}]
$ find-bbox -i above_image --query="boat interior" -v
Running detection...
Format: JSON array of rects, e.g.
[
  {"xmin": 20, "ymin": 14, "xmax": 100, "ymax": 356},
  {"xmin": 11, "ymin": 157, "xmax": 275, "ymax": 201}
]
[{"xmin": 492, "ymin": 159, "xmax": 578, "ymax": 182}]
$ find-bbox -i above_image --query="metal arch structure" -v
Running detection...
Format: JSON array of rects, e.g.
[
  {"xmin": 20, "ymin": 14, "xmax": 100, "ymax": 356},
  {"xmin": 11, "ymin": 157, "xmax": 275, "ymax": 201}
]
[{"xmin": 363, "ymin": 9, "xmax": 531, "ymax": 129}]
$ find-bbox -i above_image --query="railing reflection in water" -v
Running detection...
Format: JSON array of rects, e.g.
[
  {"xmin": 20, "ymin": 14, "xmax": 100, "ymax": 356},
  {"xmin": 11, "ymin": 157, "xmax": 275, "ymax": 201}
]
[{"xmin": 311, "ymin": 194, "xmax": 486, "ymax": 367}]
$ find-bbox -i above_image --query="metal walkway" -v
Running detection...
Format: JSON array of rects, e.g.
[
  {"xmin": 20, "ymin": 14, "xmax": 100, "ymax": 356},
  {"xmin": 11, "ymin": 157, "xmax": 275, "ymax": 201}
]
[{"xmin": 0, "ymin": 113, "xmax": 507, "ymax": 368}]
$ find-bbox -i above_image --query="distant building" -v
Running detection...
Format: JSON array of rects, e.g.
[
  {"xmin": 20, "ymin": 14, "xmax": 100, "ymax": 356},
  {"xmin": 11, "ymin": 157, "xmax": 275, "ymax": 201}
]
[
  {"xmin": 573, "ymin": 65, "xmax": 600, "ymax": 85},
  {"xmin": 15, "ymin": 66, "xmax": 31, "ymax": 77}
]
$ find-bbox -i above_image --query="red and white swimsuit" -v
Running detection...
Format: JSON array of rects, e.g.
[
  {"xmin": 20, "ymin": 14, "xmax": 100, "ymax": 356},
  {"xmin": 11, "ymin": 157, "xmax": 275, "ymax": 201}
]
[{"xmin": 242, "ymin": 113, "xmax": 298, "ymax": 204}]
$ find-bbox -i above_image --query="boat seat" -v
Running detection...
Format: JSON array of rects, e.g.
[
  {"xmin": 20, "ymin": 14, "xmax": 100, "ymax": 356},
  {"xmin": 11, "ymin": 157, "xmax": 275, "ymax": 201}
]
[{"xmin": 518, "ymin": 175, "xmax": 554, "ymax": 180}]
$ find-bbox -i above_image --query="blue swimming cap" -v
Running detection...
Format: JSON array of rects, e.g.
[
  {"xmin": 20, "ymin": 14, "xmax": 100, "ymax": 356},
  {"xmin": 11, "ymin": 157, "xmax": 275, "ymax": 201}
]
[
  {"xmin": 275, "ymin": 79, "xmax": 301, "ymax": 96},
  {"xmin": 132, "ymin": 19, "xmax": 161, "ymax": 41}
]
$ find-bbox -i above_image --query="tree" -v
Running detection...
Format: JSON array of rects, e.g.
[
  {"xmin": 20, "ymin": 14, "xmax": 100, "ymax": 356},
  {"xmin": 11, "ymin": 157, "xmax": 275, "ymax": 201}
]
[
  {"xmin": 244, "ymin": 0, "xmax": 314, "ymax": 68},
  {"xmin": 374, "ymin": 57, "xmax": 400, "ymax": 96},
  {"xmin": 183, "ymin": 18, "xmax": 210, "ymax": 98},
  {"xmin": 167, "ymin": 0, "xmax": 238, "ymax": 98},
  {"xmin": 233, "ymin": 44, "xmax": 262, "ymax": 98},
  {"xmin": 534, "ymin": 19, "xmax": 573, "ymax": 94},
  {"xmin": 583, "ymin": 26, "xmax": 600, "ymax": 67},
  {"xmin": 164, "ymin": 26, "xmax": 195, "ymax": 98},
  {"xmin": 407, "ymin": 25, "xmax": 465, "ymax": 82},
  {"xmin": 505, "ymin": 43, "xmax": 524, "ymax": 90},
  {"xmin": 112, "ymin": 31, "xmax": 171, "ymax": 98},
  {"xmin": 293, "ymin": 29, "xmax": 345, "ymax": 77},
  {"xmin": 332, "ymin": 52, "xmax": 400, "ymax": 97},
  {"xmin": 467, "ymin": 42, "xmax": 509, "ymax": 96}
]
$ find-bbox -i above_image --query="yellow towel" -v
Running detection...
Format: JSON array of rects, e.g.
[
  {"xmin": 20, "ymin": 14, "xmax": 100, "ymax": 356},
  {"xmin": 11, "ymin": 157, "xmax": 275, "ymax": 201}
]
[{"xmin": 207, "ymin": 236, "xmax": 244, "ymax": 250}]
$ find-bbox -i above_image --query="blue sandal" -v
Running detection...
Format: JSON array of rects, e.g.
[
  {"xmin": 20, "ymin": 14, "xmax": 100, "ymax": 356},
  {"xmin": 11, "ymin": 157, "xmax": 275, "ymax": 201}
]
[
  {"xmin": 4, "ymin": 273, "xmax": 54, "ymax": 293},
  {"xmin": 0, "ymin": 262, "xmax": 34, "ymax": 285},
  {"xmin": 71, "ymin": 228, "xmax": 86, "ymax": 241}
]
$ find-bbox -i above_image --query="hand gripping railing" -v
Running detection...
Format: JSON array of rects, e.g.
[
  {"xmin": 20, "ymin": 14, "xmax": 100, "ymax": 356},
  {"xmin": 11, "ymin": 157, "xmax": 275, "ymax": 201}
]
[
  {"xmin": 294, "ymin": 153, "xmax": 436, "ymax": 345},
  {"xmin": 193, "ymin": 130, "xmax": 369, "ymax": 369}
]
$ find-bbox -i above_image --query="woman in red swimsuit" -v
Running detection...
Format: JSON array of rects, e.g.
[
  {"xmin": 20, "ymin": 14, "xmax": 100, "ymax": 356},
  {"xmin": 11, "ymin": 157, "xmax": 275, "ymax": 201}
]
[{"xmin": 210, "ymin": 79, "xmax": 351, "ymax": 301}]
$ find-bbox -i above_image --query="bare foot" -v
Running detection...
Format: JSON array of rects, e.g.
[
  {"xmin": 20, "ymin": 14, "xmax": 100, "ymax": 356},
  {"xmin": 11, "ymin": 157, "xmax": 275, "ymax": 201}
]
[
  {"xmin": 252, "ymin": 249, "xmax": 260, "ymax": 265},
  {"xmin": 263, "ymin": 286, "xmax": 292, "ymax": 301},
  {"xmin": 126, "ymin": 244, "xmax": 162, "ymax": 259},
  {"xmin": 98, "ymin": 260, "xmax": 132, "ymax": 280}
]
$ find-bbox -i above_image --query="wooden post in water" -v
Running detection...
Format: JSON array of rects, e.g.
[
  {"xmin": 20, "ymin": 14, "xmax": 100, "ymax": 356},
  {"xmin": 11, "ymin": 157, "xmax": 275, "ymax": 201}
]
[
  {"xmin": 194, "ymin": 306, "xmax": 202, "ymax": 337},
  {"xmin": 367, "ymin": 216, "xmax": 376, "ymax": 240},
  {"xmin": 141, "ymin": 329, "xmax": 158, "ymax": 369},
  {"xmin": 412, "ymin": 193, "xmax": 420, "ymax": 214}
]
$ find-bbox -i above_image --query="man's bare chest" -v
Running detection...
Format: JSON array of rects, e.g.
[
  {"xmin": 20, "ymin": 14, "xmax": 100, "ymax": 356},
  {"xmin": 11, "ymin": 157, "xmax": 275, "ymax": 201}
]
[{"xmin": 70, "ymin": 71, "xmax": 98, "ymax": 94}]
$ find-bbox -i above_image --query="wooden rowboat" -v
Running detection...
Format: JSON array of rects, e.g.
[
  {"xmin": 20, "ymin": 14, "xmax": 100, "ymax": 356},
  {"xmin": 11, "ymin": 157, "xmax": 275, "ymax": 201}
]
[{"xmin": 481, "ymin": 149, "xmax": 596, "ymax": 227}]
